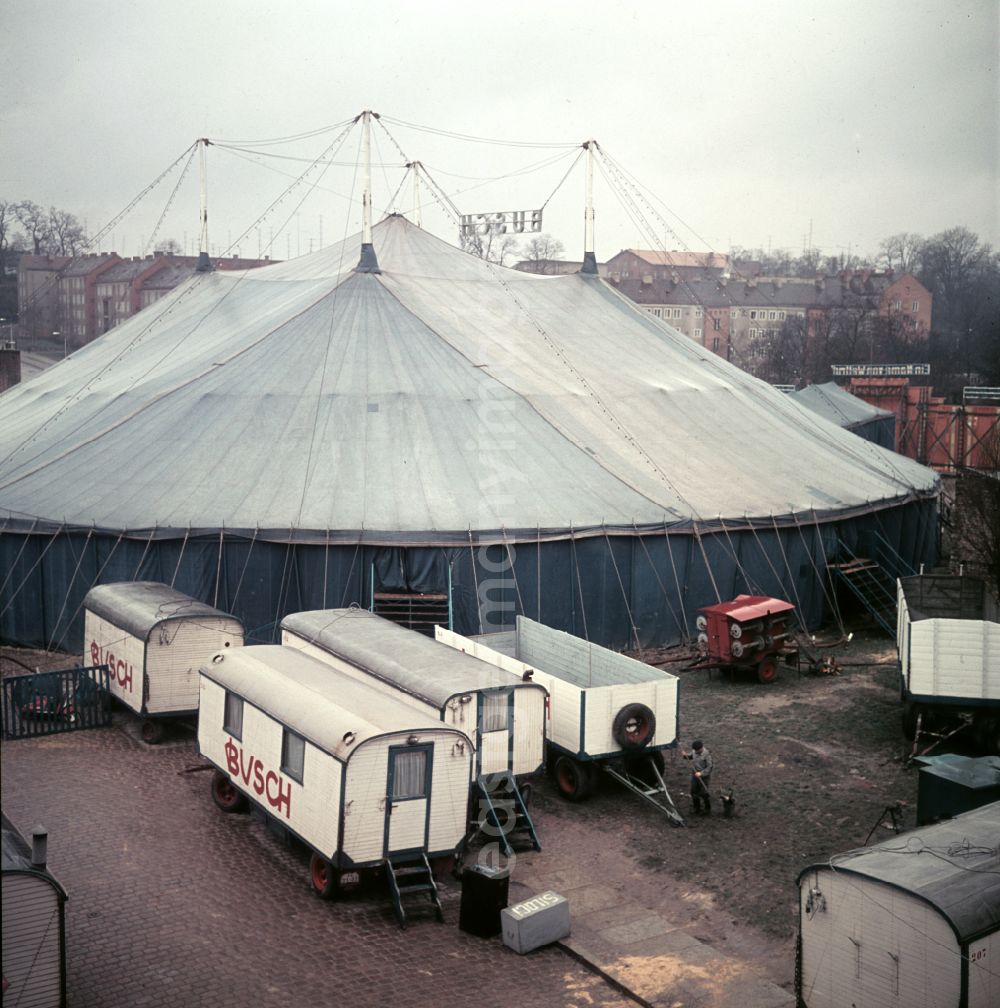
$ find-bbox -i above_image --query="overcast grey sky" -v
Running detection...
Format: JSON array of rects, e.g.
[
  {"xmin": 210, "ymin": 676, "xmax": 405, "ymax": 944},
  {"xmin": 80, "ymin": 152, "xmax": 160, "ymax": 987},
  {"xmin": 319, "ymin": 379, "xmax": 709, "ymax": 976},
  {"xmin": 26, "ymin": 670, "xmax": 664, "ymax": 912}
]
[{"xmin": 5, "ymin": 0, "xmax": 998, "ymax": 263}]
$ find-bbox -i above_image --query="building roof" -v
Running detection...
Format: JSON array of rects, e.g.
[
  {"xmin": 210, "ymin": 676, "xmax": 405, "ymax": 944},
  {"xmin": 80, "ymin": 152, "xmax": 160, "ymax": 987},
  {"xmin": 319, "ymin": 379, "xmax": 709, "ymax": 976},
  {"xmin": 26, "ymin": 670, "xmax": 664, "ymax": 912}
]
[
  {"xmin": 1, "ymin": 813, "xmax": 68, "ymax": 898},
  {"xmin": 799, "ymin": 801, "xmax": 1000, "ymax": 943},
  {"xmin": 0, "ymin": 214, "xmax": 937, "ymax": 542},
  {"xmin": 791, "ymin": 382, "xmax": 895, "ymax": 431},
  {"xmin": 614, "ymin": 249, "xmax": 732, "ymax": 269},
  {"xmin": 201, "ymin": 645, "xmax": 470, "ymax": 761},
  {"xmin": 96, "ymin": 257, "xmax": 169, "ymax": 283},
  {"xmin": 59, "ymin": 253, "xmax": 120, "ymax": 278},
  {"xmin": 84, "ymin": 581, "xmax": 243, "ymax": 641},
  {"xmin": 282, "ymin": 608, "xmax": 541, "ymax": 708}
]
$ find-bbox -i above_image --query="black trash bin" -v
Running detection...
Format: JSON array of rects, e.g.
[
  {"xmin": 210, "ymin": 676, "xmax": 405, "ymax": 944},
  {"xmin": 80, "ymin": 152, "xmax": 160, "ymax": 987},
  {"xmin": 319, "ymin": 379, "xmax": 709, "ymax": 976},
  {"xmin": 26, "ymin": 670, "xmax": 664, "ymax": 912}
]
[{"xmin": 459, "ymin": 863, "xmax": 510, "ymax": 937}]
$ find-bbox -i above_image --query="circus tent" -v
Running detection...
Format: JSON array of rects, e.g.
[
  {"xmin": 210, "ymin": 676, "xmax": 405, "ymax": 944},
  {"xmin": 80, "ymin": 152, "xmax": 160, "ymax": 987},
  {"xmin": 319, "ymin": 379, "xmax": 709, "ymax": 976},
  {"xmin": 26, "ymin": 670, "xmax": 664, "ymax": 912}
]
[{"xmin": 0, "ymin": 214, "xmax": 938, "ymax": 651}]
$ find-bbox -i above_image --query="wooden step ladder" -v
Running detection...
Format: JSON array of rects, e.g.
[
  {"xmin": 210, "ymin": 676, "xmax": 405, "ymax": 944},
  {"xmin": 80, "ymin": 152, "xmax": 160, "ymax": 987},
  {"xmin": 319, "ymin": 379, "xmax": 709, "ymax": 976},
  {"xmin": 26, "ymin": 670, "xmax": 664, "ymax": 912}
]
[
  {"xmin": 385, "ymin": 852, "xmax": 444, "ymax": 929},
  {"xmin": 469, "ymin": 772, "xmax": 542, "ymax": 857}
]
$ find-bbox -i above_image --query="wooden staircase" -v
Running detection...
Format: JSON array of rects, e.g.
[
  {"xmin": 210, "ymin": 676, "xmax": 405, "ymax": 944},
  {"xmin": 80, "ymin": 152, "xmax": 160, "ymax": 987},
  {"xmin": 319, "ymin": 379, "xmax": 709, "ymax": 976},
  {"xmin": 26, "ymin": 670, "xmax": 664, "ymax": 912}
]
[
  {"xmin": 828, "ymin": 557, "xmax": 897, "ymax": 635},
  {"xmin": 385, "ymin": 852, "xmax": 444, "ymax": 929},
  {"xmin": 469, "ymin": 772, "xmax": 541, "ymax": 857}
]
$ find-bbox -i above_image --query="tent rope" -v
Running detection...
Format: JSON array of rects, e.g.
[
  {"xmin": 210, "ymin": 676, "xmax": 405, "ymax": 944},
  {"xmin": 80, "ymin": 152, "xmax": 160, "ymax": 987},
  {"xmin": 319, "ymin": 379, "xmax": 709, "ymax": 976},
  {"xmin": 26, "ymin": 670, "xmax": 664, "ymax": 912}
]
[
  {"xmin": 47, "ymin": 526, "xmax": 95, "ymax": 653},
  {"xmin": 632, "ymin": 522, "xmax": 686, "ymax": 641},
  {"xmin": 132, "ymin": 525, "xmax": 159, "ymax": 580},
  {"xmin": 603, "ymin": 527, "xmax": 640, "ymax": 651},
  {"xmin": 50, "ymin": 527, "xmax": 126, "ymax": 654}
]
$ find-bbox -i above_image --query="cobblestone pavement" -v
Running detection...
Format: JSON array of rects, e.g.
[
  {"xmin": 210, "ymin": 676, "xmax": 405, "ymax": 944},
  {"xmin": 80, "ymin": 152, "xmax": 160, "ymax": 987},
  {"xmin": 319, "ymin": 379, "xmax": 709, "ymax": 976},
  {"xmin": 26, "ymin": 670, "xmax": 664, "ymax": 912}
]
[{"xmin": 1, "ymin": 717, "xmax": 636, "ymax": 1008}]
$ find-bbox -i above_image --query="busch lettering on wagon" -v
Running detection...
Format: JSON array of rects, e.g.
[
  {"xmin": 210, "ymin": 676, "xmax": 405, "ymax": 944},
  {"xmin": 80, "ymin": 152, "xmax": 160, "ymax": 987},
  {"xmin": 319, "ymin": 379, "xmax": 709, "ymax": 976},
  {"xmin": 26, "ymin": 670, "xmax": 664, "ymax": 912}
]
[
  {"xmin": 224, "ymin": 739, "xmax": 293, "ymax": 818},
  {"xmin": 90, "ymin": 639, "xmax": 135, "ymax": 694}
]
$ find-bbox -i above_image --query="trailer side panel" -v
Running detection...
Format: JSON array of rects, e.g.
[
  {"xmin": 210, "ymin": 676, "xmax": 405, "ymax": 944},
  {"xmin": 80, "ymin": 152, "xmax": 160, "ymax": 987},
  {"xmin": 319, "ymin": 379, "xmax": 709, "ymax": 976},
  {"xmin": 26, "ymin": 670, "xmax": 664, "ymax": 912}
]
[
  {"xmin": 198, "ymin": 677, "xmax": 343, "ymax": 858},
  {"xmin": 84, "ymin": 612, "xmax": 144, "ymax": 712},
  {"xmin": 146, "ymin": 616, "xmax": 243, "ymax": 714}
]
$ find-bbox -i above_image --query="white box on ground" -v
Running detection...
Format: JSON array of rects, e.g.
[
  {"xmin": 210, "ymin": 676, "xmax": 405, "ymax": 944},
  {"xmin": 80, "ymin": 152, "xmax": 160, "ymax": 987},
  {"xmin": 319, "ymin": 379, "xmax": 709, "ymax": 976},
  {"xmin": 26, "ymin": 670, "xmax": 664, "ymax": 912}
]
[{"xmin": 501, "ymin": 891, "xmax": 570, "ymax": 953}]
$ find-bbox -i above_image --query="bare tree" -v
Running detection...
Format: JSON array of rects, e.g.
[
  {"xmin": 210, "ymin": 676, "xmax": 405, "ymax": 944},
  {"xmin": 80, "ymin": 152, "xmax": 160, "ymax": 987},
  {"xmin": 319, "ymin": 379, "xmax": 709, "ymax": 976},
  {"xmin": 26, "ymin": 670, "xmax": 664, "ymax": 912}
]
[
  {"xmin": 15, "ymin": 200, "xmax": 53, "ymax": 254},
  {"xmin": 48, "ymin": 207, "xmax": 88, "ymax": 255},
  {"xmin": 460, "ymin": 227, "xmax": 519, "ymax": 266},
  {"xmin": 519, "ymin": 234, "xmax": 566, "ymax": 274},
  {"xmin": 878, "ymin": 232, "xmax": 924, "ymax": 274},
  {"xmin": 155, "ymin": 238, "xmax": 183, "ymax": 255}
]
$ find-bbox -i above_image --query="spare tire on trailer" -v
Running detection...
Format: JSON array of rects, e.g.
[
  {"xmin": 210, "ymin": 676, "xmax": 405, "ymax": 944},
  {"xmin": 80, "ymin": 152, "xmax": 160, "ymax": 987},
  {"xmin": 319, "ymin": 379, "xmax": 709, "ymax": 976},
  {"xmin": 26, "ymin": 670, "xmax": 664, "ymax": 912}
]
[{"xmin": 612, "ymin": 703, "xmax": 656, "ymax": 750}]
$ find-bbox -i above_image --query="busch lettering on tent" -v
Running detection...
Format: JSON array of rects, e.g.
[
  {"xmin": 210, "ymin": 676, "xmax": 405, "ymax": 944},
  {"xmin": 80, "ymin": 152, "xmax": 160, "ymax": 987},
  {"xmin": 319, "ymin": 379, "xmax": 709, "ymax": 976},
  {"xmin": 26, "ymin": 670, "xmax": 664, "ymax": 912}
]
[
  {"xmin": 90, "ymin": 640, "xmax": 134, "ymax": 691},
  {"xmin": 224, "ymin": 738, "xmax": 292, "ymax": 818}
]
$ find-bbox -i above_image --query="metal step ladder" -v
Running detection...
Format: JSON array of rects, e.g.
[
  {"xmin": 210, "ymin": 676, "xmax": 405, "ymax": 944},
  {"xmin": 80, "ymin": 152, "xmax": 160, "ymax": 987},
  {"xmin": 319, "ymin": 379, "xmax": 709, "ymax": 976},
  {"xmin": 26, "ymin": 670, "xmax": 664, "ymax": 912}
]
[
  {"xmin": 469, "ymin": 772, "xmax": 541, "ymax": 857},
  {"xmin": 384, "ymin": 852, "xmax": 444, "ymax": 929},
  {"xmin": 828, "ymin": 557, "xmax": 897, "ymax": 635}
]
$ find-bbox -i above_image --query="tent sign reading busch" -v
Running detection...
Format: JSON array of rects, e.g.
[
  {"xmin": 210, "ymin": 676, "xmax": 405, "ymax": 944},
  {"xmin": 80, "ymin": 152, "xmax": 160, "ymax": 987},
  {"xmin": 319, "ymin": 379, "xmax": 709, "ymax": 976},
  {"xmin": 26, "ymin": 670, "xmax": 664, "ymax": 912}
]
[{"xmin": 460, "ymin": 210, "xmax": 542, "ymax": 236}]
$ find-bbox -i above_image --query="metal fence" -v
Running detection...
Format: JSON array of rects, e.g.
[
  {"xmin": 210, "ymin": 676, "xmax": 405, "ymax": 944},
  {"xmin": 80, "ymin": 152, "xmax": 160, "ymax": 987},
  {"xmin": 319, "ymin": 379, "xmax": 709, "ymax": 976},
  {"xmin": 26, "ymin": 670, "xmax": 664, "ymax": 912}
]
[{"xmin": 1, "ymin": 665, "xmax": 112, "ymax": 740}]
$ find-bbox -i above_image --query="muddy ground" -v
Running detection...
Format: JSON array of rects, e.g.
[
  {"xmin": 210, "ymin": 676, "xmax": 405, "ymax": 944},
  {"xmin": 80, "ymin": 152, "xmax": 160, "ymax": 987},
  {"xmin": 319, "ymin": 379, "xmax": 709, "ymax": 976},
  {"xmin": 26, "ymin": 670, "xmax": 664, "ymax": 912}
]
[{"xmin": 578, "ymin": 626, "xmax": 922, "ymax": 942}]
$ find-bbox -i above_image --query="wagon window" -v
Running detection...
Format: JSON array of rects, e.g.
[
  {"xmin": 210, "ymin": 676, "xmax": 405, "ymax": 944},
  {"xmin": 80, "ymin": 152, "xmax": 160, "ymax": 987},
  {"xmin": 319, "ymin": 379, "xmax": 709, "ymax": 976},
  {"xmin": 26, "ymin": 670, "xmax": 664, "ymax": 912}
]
[
  {"xmin": 223, "ymin": 691, "xmax": 243, "ymax": 739},
  {"xmin": 391, "ymin": 750, "xmax": 427, "ymax": 799},
  {"xmin": 281, "ymin": 729, "xmax": 305, "ymax": 783},
  {"xmin": 481, "ymin": 691, "xmax": 508, "ymax": 733}
]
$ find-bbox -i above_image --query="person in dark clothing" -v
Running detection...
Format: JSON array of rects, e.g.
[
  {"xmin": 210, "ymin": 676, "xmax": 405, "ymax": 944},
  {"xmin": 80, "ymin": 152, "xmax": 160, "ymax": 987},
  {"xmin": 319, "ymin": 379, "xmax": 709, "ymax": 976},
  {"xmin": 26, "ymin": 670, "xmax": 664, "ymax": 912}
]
[{"xmin": 682, "ymin": 739, "xmax": 713, "ymax": 815}]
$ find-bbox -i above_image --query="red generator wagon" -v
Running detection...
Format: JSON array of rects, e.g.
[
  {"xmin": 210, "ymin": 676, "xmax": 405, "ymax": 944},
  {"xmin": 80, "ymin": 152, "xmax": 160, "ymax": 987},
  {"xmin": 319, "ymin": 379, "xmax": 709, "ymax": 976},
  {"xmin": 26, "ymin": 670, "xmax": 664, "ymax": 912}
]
[{"xmin": 694, "ymin": 595, "xmax": 797, "ymax": 683}]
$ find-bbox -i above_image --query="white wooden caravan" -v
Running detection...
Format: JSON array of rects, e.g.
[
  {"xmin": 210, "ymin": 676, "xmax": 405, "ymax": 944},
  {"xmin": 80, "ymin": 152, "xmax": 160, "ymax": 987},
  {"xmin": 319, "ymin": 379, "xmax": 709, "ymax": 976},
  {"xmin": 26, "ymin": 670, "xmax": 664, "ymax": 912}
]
[
  {"xmin": 797, "ymin": 801, "xmax": 1000, "ymax": 1008},
  {"xmin": 282, "ymin": 609, "xmax": 548, "ymax": 854},
  {"xmin": 441, "ymin": 616, "xmax": 682, "ymax": 821},
  {"xmin": 83, "ymin": 581, "xmax": 244, "ymax": 743},
  {"xmin": 1, "ymin": 815, "xmax": 68, "ymax": 1008},
  {"xmin": 198, "ymin": 645, "xmax": 473, "ymax": 926},
  {"xmin": 897, "ymin": 574, "xmax": 1000, "ymax": 753}
]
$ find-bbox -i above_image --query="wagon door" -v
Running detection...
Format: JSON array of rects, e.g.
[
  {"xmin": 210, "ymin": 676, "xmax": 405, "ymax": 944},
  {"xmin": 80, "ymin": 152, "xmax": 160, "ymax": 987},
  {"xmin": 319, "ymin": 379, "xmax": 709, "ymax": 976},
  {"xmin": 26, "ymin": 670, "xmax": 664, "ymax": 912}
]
[
  {"xmin": 477, "ymin": 687, "xmax": 513, "ymax": 775},
  {"xmin": 384, "ymin": 743, "xmax": 433, "ymax": 856}
]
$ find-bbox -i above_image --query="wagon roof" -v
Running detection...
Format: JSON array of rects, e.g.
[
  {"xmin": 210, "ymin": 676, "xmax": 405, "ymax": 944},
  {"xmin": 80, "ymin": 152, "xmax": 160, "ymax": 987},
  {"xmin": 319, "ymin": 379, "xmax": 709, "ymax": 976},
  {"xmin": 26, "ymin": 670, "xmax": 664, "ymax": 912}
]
[
  {"xmin": 1, "ymin": 813, "xmax": 68, "ymax": 898},
  {"xmin": 202, "ymin": 645, "xmax": 469, "ymax": 759},
  {"xmin": 84, "ymin": 581, "xmax": 244, "ymax": 641},
  {"xmin": 698, "ymin": 594, "xmax": 795, "ymax": 621},
  {"xmin": 798, "ymin": 802, "xmax": 1000, "ymax": 942},
  {"xmin": 281, "ymin": 609, "xmax": 540, "ymax": 706}
]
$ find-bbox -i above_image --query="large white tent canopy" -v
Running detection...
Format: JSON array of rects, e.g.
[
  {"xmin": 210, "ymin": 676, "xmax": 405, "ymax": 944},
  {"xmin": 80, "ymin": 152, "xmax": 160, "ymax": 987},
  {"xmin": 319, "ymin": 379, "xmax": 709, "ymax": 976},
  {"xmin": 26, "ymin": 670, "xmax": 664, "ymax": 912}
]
[{"xmin": 1, "ymin": 216, "xmax": 933, "ymax": 540}]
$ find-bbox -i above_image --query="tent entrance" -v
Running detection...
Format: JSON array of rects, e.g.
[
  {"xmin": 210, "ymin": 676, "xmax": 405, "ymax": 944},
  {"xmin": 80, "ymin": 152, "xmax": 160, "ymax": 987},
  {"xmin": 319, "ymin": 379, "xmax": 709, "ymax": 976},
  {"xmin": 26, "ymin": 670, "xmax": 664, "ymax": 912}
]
[{"xmin": 369, "ymin": 555, "xmax": 453, "ymax": 636}]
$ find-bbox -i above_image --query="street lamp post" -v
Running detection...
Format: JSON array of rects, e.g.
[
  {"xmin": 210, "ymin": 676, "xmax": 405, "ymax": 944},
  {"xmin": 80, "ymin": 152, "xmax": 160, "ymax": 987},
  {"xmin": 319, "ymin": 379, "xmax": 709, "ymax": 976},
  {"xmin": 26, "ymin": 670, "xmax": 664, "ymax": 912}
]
[
  {"xmin": 0, "ymin": 317, "xmax": 13, "ymax": 349},
  {"xmin": 54, "ymin": 330, "xmax": 64, "ymax": 358}
]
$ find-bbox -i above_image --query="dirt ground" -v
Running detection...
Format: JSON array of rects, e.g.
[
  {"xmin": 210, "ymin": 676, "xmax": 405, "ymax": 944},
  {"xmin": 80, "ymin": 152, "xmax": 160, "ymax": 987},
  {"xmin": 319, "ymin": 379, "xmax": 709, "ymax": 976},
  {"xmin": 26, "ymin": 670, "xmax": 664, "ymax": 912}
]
[
  {"xmin": 615, "ymin": 626, "xmax": 919, "ymax": 942},
  {"xmin": 2, "ymin": 623, "xmax": 920, "ymax": 950}
]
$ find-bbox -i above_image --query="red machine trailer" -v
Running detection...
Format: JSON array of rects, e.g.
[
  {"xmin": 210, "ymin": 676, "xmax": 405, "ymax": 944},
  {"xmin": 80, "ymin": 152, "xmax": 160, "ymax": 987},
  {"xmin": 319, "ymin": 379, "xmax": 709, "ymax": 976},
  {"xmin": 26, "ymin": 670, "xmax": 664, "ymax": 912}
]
[{"xmin": 693, "ymin": 595, "xmax": 796, "ymax": 683}]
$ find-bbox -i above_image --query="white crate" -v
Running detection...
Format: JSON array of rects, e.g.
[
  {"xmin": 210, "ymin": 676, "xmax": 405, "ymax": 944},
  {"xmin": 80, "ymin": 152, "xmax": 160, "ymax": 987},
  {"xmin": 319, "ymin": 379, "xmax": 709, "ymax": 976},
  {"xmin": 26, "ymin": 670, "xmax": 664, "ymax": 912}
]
[{"xmin": 501, "ymin": 891, "xmax": 570, "ymax": 954}]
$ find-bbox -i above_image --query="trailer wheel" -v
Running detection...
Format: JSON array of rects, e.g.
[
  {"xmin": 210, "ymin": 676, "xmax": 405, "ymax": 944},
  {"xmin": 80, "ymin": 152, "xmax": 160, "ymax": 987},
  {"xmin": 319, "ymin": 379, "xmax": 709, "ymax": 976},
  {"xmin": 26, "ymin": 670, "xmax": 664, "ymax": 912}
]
[
  {"xmin": 554, "ymin": 756, "xmax": 593, "ymax": 801},
  {"xmin": 974, "ymin": 717, "xmax": 1000, "ymax": 756},
  {"xmin": 901, "ymin": 702, "xmax": 920, "ymax": 741},
  {"xmin": 210, "ymin": 771, "xmax": 248, "ymax": 814},
  {"xmin": 612, "ymin": 703, "xmax": 656, "ymax": 750},
  {"xmin": 310, "ymin": 854, "xmax": 338, "ymax": 899},
  {"xmin": 756, "ymin": 658, "xmax": 778, "ymax": 684},
  {"xmin": 140, "ymin": 719, "xmax": 164, "ymax": 745}
]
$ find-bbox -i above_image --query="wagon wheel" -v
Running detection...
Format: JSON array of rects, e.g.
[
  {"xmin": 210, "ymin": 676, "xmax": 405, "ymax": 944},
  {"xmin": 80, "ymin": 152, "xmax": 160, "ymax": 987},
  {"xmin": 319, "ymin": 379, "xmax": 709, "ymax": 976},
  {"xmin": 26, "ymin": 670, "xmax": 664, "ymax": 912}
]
[
  {"xmin": 554, "ymin": 755, "xmax": 593, "ymax": 802},
  {"xmin": 901, "ymin": 701, "xmax": 920, "ymax": 741},
  {"xmin": 140, "ymin": 719, "xmax": 164, "ymax": 745},
  {"xmin": 210, "ymin": 770, "xmax": 248, "ymax": 814},
  {"xmin": 612, "ymin": 703, "xmax": 657, "ymax": 750},
  {"xmin": 518, "ymin": 781, "xmax": 533, "ymax": 808},
  {"xmin": 309, "ymin": 854, "xmax": 360, "ymax": 899},
  {"xmin": 756, "ymin": 657, "xmax": 778, "ymax": 684}
]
